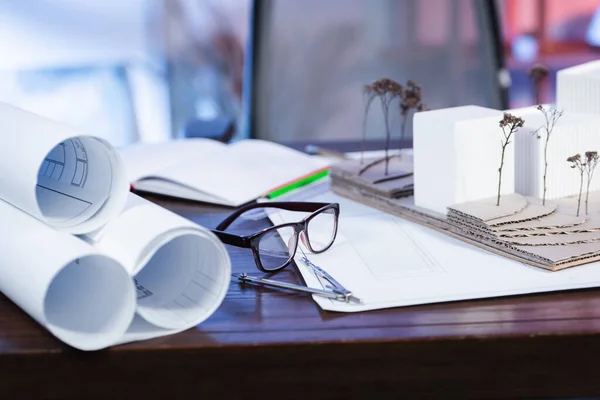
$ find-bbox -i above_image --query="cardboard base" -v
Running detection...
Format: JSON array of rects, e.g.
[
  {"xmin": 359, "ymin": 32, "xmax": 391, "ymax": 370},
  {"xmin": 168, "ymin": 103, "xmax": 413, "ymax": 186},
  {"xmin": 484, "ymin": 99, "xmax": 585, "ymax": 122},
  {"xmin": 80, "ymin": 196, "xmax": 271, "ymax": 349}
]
[
  {"xmin": 331, "ymin": 177, "xmax": 600, "ymax": 271},
  {"xmin": 330, "ymin": 157, "xmax": 414, "ymax": 199}
]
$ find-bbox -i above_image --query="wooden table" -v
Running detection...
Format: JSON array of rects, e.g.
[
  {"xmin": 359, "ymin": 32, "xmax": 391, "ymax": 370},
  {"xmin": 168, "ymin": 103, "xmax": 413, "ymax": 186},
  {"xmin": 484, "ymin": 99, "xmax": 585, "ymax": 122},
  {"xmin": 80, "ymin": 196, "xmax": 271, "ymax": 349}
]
[{"xmin": 5, "ymin": 179, "xmax": 600, "ymax": 399}]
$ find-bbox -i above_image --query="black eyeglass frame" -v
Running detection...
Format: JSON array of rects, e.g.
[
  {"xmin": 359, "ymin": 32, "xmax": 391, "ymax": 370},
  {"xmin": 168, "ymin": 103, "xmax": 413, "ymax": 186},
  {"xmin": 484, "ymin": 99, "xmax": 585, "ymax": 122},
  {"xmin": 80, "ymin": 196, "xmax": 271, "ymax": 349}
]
[{"xmin": 211, "ymin": 201, "xmax": 340, "ymax": 272}]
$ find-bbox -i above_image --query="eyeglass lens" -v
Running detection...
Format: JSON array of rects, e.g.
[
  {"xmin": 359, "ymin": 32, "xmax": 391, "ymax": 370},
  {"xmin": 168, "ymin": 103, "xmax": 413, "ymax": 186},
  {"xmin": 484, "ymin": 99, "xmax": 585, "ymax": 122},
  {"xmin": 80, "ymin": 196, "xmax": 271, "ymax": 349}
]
[
  {"xmin": 306, "ymin": 208, "xmax": 336, "ymax": 252},
  {"xmin": 258, "ymin": 225, "xmax": 298, "ymax": 271}
]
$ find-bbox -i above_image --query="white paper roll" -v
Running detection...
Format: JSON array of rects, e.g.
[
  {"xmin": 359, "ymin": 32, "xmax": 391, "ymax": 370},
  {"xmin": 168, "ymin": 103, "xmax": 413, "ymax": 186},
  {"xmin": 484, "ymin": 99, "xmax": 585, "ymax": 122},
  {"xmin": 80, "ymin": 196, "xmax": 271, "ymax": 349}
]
[
  {"xmin": 0, "ymin": 101, "xmax": 128, "ymax": 234},
  {"xmin": 86, "ymin": 193, "xmax": 231, "ymax": 331},
  {"xmin": 0, "ymin": 199, "xmax": 136, "ymax": 350}
]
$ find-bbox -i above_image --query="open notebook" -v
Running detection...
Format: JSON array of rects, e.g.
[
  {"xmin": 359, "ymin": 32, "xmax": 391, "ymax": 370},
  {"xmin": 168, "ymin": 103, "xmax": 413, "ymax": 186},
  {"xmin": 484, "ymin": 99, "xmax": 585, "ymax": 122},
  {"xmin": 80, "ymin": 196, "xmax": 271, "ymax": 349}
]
[{"xmin": 119, "ymin": 139, "xmax": 330, "ymax": 207}]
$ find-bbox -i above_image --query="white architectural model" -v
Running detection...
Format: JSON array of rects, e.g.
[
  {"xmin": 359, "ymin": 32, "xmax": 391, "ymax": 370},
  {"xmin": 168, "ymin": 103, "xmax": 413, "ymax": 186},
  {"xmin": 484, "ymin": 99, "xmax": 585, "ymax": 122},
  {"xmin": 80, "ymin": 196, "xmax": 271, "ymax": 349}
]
[
  {"xmin": 557, "ymin": 60, "xmax": 600, "ymax": 114},
  {"xmin": 332, "ymin": 62, "xmax": 600, "ymax": 270},
  {"xmin": 413, "ymin": 60, "xmax": 600, "ymax": 214},
  {"xmin": 413, "ymin": 105, "xmax": 508, "ymax": 215},
  {"xmin": 512, "ymin": 106, "xmax": 600, "ymax": 200}
]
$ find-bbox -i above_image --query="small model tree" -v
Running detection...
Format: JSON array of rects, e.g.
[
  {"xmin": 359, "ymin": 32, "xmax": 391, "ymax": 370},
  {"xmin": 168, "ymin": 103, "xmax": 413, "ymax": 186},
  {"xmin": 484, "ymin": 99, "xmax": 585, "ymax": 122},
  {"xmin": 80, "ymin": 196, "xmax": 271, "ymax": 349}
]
[
  {"xmin": 584, "ymin": 151, "xmax": 600, "ymax": 214},
  {"xmin": 528, "ymin": 64, "xmax": 549, "ymax": 105},
  {"xmin": 497, "ymin": 113, "xmax": 524, "ymax": 206},
  {"xmin": 360, "ymin": 78, "xmax": 403, "ymax": 174},
  {"xmin": 399, "ymin": 80, "xmax": 427, "ymax": 139},
  {"xmin": 533, "ymin": 104, "xmax": 564, "ymax": 205},
  {"xmin": 567, "ymin": 154, "xmax": 585, "ymax": 217},
  {"xmin": 361, "ymin": 80, "xmax": 385, "ymax": 164},
  {"xmin": 360, "ymin": 78, "xmax": 427, "ymax": 176}
]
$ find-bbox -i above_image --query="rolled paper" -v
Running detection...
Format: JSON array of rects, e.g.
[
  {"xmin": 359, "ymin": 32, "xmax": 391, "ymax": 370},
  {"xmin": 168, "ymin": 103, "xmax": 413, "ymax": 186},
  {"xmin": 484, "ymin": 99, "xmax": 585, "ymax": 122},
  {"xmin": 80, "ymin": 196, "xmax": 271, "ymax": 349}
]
[
  {"xmin": 0, "ymin": 199, "xmax": 136, "ymax": 350},
  {"xmin": 0, "ymin": 101, "xmax": 128, "ymax": 234},
  {"xmin": 85, "ymin": 193, "xmax": 231, "ymax": 332}
]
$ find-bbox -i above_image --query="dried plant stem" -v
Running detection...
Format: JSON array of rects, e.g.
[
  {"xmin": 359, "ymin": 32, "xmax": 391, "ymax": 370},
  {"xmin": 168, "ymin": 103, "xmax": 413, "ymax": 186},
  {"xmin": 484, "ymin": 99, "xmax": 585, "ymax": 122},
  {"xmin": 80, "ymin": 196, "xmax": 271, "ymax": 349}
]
[
  {"xmin": 359, "ymin": 78, "xmax": 404, "ymax": 176},
  {"xmin": 497, "ymin": 141, "xmax": 508, "ymax": 206},
  {"xmin": 542, "ymin": 138, "xmax": 549, "ymax": 205},
  {"xmin": 361, "ymin": 94, "xmax": 376, "ymax": 165},
  {"xmin": 567, "ymin": 151, "xmax": 584, "ymax": 217},
  {"xmin": 534, "ymin": 106, "xmax": 563, "ymax": 206},
  {"xmin": 584, "ymin": 151, "xmax": 599, "ymax": 214},
  {"xmin": 586, "ymin": 175, "xmax": 592, "ymax": 214},
  {"xmin": 528, "ymin": 65, "xmax": 548, "ymax": 109},
  {"xmin": 357, "ymin": 154, "xmax": 401, "ymax": 175},
  {"xmin": 534, "ymin": 83, "xmax": 541, "ymax": 106},
  {"xmin": 568, "ymin": 154, "xmax": 586, "ymax": 217},
  {"xmin": 400, "ymin": 110, "xmax": 410, "ymax": 140},
  {"xmin": 382, "ymin": 99, "xmax": 391, "ymax": 175},
  {"xmin": 577, "ymin": 171, "xmax": 584, "ymax": 217},
  {"xmin": 541, "ymin": 107, "xmax": 551, "ymax": 206},
  {"xmin": 497, "ymin": 119, "xmax": 520, "ymax": 206}
]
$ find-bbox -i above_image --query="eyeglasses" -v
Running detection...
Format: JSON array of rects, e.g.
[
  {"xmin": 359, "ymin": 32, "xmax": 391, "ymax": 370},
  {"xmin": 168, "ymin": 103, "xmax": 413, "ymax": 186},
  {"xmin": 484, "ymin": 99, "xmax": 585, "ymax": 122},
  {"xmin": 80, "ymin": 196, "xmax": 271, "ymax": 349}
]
[{"xmin": 211, "ymin": 202, "xmax": 339, "ymax": 272}]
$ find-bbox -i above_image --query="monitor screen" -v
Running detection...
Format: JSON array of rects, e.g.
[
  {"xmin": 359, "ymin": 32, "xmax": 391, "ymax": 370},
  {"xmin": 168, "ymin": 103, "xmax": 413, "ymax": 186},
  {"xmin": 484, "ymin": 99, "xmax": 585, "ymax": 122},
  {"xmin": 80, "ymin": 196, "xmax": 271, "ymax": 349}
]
[{"xmin": 244, "ymin": 0, "xmax": 507, "ymax": 144}]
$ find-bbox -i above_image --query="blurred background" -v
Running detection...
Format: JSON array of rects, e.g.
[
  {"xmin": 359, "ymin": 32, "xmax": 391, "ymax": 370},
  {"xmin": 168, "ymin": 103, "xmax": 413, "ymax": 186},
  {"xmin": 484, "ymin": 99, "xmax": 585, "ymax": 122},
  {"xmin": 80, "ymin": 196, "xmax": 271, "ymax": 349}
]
[{"xmin": 1, "ymin": 0, "xmax": 599, "ymax": 146}]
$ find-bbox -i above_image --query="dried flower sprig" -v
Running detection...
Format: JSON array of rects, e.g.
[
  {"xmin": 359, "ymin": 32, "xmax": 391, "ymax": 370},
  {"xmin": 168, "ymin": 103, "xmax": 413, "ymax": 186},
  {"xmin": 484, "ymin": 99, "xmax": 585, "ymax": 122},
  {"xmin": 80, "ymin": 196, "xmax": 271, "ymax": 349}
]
[
  {"xmin": 567, "ymin": 153, "xmax": 585, "ymax": 217},
  {"xmin": 584, "ymin": 151, "xmax": 600, "ymax": 214},
  {"xmin": 381, "ymin": 79, "xmax": 404, "ymax": 174},
  {"xmin": 497, "ymin": 113, "xmax": 524, "ymax": 206},
  {"xmin": 360, "ymin": 78, "xmax": 403, "ymax": 174},
  {"xmin": 399, "ymin": 80, "xmax": 427, "ymax": 139},
  {"xmin": 533, "ymin": 104, "xmax": 564, "ymax": 205},
  {"xmin": 528, "ymin": 64, "xmax": 549, "ymax": 105},
  {"xmin": 361, "ymin": 82, "xmax": 381, "ymax": 164},
  {"xmin": 360, "ymin": 78, "xmax": 427, "ymax": 176}
]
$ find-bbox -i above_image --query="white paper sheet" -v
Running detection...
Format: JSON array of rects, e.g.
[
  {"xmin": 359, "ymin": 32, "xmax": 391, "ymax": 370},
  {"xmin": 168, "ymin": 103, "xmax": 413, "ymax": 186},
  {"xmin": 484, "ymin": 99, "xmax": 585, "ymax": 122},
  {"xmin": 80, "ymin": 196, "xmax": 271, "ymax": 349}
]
[
  {"xmin": 269, "ymin": 190, "xmax": 600, "ymax": 312},
  {"xmin": 118, "ymin": 314, "xmax": 177, "ymax": 343},
  {"xmin": 0, "ymin": 199, "xmax": 136, "ymax": 350},
  {"xmin": 0, "ymin": 101, "xmax": 128, "ymax": 234},
  {"xmin": 85, "ymin": 193, "xmax": 231, "ymax": 332}
]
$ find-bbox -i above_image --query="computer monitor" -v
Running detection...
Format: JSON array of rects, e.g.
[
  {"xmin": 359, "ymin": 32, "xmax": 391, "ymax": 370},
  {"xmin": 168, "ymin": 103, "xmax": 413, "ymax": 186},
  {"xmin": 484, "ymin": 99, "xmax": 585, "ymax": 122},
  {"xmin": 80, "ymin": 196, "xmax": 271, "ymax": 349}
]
[{"xmin": 243, "ymin": 0, "xmax": 508, "ymax": 145}]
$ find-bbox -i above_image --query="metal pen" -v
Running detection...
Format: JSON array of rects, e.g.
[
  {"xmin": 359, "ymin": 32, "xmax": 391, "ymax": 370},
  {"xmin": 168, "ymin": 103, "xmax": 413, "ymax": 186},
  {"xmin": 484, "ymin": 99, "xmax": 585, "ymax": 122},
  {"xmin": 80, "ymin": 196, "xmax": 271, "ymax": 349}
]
[{"xmin": 234, "ymin": 273, "xmax": 349, "ymax": 302}]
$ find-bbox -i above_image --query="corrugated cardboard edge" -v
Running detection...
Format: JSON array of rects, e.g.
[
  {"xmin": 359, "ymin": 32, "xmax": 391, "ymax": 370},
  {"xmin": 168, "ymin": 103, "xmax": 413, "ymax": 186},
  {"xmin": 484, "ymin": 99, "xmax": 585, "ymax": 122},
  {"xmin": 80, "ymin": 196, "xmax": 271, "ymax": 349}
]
[
  {"xmin": 499, "ymin": 215, "xmax": 600, "ymax": 237},
  {"xmin": 448, "ymin": 202, "xmax": 557, "ymax": 228},
  {"xmin": 447, "ymin": 194, "xmax": 528, "ymax": 222},
  {"xmin": 331, "ymin": 178, "xmax": 600, "ymax": 271},
  {"xmin": 330, "ymin": 166, "xmax": 413, "ymax": 199},
  {"xmin": 446, "ymin": 214, "xmax": 600, "ymax": 246}
]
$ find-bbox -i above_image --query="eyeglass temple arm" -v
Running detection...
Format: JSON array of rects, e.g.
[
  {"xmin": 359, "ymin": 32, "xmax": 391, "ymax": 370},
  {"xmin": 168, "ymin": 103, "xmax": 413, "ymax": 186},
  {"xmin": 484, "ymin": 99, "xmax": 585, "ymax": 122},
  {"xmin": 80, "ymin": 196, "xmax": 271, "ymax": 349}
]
[
  {"xmin": 210, "ymin": 229, "xmax": 250, "ymax": 247},
  {"xmin": 215, "ymin": 202, "xmax": 332, "ymax": 231}
]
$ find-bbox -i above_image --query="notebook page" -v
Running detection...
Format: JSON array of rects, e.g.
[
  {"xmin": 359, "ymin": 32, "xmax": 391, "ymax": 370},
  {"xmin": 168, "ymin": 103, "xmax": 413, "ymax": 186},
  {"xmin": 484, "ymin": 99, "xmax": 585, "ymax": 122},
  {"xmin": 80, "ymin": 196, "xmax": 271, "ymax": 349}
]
[
  {"xmin": 119, "ymin": 138, "xmax": 228, "ymax": 182},
  {"xmin": 149, "ymin": 139, "xmax": 330, "ymax": 206}
]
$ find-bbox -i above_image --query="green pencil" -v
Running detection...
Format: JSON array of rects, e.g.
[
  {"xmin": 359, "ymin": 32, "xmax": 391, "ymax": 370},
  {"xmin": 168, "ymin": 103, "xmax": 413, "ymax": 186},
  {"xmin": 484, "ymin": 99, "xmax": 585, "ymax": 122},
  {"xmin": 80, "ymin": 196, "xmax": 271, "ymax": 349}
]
[{"xmin": 266, "ymin": 168, "xmax": 329, "ymax": 199}]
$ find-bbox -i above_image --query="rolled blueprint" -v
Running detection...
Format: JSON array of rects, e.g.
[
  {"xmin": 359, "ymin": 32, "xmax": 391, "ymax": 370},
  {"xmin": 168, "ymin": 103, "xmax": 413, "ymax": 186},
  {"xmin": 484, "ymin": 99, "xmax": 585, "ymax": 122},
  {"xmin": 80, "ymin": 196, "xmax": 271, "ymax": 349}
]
[
  {"xmin": 85, "ymin": 193, "xmax": 231, "ymax": 332},
  {"xmin": 0, "ymin": 102, "xmax": 128, "ymax": 234},
  {"xmin": 0, "ymin": 200, "xmax": 136, "ymax": 350}
]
